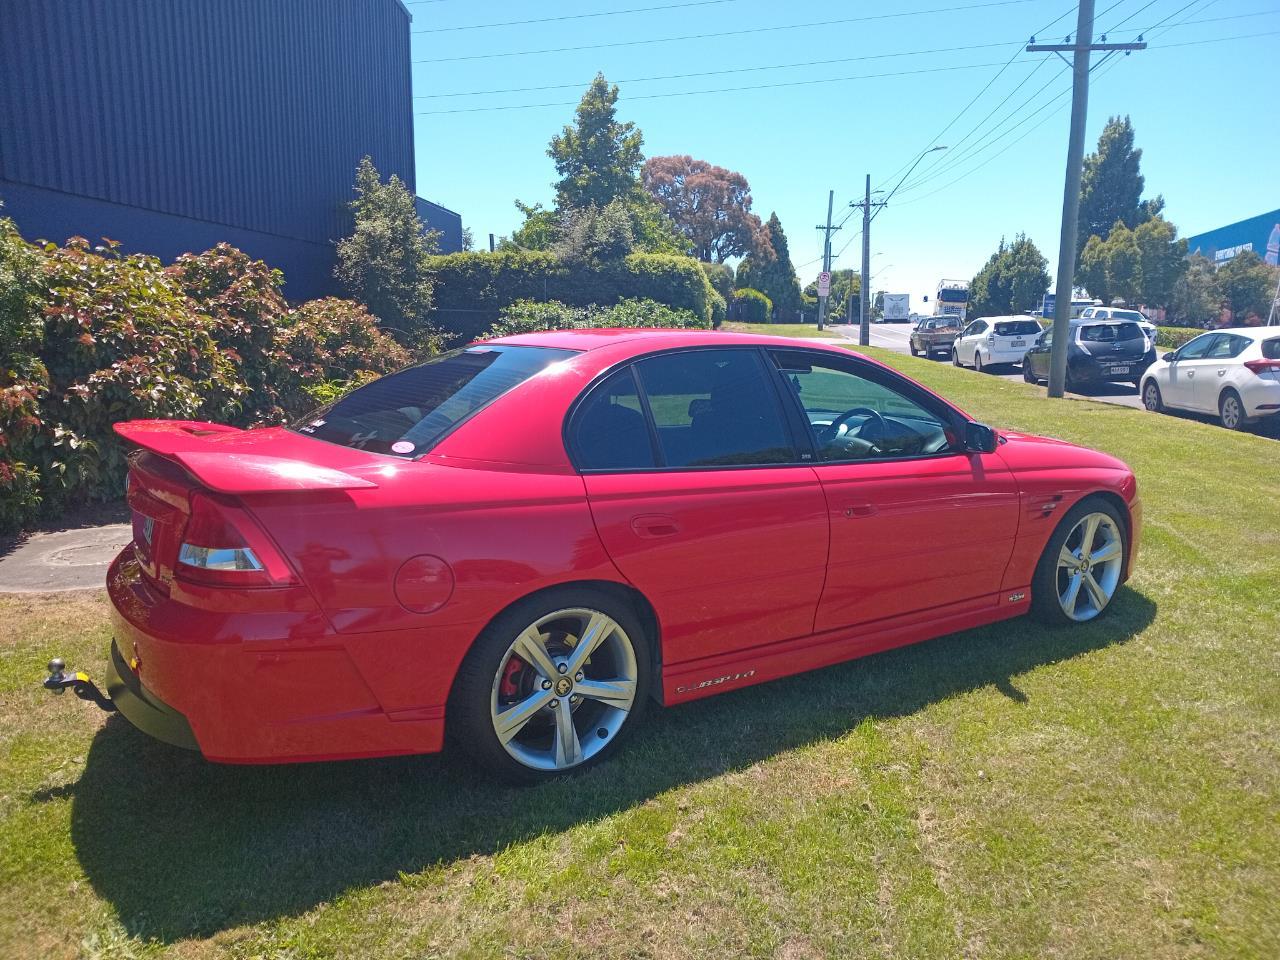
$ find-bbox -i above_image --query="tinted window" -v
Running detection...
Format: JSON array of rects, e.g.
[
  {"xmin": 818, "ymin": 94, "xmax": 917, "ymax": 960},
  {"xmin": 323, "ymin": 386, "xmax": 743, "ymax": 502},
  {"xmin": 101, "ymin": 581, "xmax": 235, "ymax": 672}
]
[
  {"xmin": 994, "ymin": 320, "xmax": 1042, "ymax": 336},
  {"xmin": 1110, "ymin": 309, "xmax": 1143, "ymax": 321},
  {"xmin": 1262, "ymin": 338, "xmax": 1280, "ymax": 361},
  {"xmin": 293, "ymin": 345, "xmax": 574, "ymax": 457},
  {"xmin": 1176, "ymin": 334, "xmax": 1217, "ymax": 360},
  {"xmin": 635, "ymin": 349, "xmax": 793, "ymax": 467},
  {"xmin": 1080, "ymin": 322, "xmax": 1142, "ymax": 343},
  {"xmin": 771, "ymin": 352, "xmax": 954, "ymax": 462},
  {"xmin": 571, "ymin": 369, "xmax": 656, "ymax": 471}
]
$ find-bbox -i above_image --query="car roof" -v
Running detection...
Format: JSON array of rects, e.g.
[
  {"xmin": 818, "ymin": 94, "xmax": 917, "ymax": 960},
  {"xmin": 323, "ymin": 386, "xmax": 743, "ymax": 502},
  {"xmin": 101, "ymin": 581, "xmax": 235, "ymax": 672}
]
[
  {"xmin": 482, "ymin": 328, "xmax": 856, "ymax": 355},
  {"xmin": 1212, "ymin": 326, "xmax": 1280, "ymax": 340}
]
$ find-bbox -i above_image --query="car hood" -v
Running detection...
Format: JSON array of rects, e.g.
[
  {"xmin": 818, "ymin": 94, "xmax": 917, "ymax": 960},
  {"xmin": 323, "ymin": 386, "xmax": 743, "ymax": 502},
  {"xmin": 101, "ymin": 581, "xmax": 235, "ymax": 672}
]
[{"xmin": 995, "ymin": 430, "xmax": 1131, "ymax": 474}]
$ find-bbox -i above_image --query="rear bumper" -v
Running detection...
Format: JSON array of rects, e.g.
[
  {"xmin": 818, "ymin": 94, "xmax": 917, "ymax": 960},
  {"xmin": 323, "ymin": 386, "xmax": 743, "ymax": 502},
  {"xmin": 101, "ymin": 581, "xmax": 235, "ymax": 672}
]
[
  {"xmin": 1242, "ymin": 379, "xmax": 1280, "ymax": 418},
  {"xmin": 986, "ymin": 346, "xmax": 1033, "ymax": 365},
  {"xmin": 106, "ymin": 551, "xmax": 446, "ymax": 763},
  {"xmin": 1071, "ymin": 353, "xmax": 1151, "ymax": 382},
  {"xmin": 105, "ymin": 638, "xmax": 198, "ymax": 751}
]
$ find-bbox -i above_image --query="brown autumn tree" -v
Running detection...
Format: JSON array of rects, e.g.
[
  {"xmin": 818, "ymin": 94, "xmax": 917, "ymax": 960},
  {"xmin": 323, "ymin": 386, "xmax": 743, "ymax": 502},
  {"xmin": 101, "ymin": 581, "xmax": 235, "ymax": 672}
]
[{"xmin": 641, "ymin": 155, "xmax": 766, "ymax": 263}]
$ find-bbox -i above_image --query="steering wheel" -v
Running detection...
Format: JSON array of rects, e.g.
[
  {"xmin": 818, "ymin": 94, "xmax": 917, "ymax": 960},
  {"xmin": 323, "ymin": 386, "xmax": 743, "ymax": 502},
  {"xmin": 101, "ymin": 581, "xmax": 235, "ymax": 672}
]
[{"xmin": 819, "ymin": 406, "xmax": 888, "ymax": 446}]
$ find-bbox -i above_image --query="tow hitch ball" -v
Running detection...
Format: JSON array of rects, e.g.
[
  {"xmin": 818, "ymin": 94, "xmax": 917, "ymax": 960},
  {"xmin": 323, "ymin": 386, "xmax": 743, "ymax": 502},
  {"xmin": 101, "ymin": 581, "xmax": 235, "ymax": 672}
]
[{"xmin": 43, "ymin": 658, "xmax": 116, "ymax": 712}]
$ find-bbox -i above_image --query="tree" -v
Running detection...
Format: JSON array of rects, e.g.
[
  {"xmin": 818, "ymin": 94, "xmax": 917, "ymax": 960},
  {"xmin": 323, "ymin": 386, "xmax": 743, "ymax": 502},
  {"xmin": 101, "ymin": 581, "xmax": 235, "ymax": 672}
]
[
  {"xmin": 1133, "ymin": 216, "xmax": 1188, "ymax": 309},
  {"xmin": 549, "ymin": 73, "xmax": 644, "ymax": 210},
  {"xmin": 551, "ymin": 200, "xmax": 635, "ymax": 264},
  {"xmin": 641, "ymin": 155, "xmax": 766, "ymax": 262},
  {"xmin": 1077, "ymin": 116, "xmax": 1162, "ymax": 262},
  {"xmin": 334, "ymin": 157, "xmax": 438, "ymax": 342},
  {"xmin": 968, "ymin": 234, "xmax": 1051, "ymax": 317},
  {"xmin": 1167, "ymin": 254, "xmax": 1217, "ymax": 326},
  {"xmin": 735, "ymin": 213, "xmax": 802, "ymax": 320},
  {"xmin": 1215, "ymin": 251, "xmax": 1278, "ymax": 322},
  {"xmin": 1077, "ymin": 215, "xmax": 1188, "ymax": 309}
]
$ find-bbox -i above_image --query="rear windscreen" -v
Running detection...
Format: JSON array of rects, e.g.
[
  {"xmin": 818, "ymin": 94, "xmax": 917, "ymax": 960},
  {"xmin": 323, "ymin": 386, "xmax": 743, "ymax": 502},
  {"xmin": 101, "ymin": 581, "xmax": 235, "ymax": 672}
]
[
  {"xmin": 291, "ymin": 345, "xmax": 575, "ymax": 457},
  {"xmin": 994, "ymin": 320, "xmax": 1042, "ymax": 336},
  {"xmin": 1080, "ymin": 322, "xmax": 1142, "ymax": 343}
]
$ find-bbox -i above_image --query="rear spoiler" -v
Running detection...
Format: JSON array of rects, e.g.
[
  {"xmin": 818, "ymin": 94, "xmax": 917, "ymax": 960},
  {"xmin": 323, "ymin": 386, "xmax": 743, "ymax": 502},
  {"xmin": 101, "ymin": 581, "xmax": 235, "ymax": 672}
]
[{"xmin": 113, "ymin": 420, "xmax": 378, "ymax": 494}]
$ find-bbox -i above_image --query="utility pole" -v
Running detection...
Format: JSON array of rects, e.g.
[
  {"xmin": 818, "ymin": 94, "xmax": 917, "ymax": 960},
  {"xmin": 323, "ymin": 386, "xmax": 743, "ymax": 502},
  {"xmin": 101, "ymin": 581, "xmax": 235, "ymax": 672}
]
[
  {"xmin": 815, "ymin": 190, "xmax": 839, "ymax": 331},
  {"xmin": 1029, "ymin": 1, "xmax": 1145, "ymax": 397},
  {"xmin": 859, "ymin": 175, "xmax": 872, "ymax": 346}
]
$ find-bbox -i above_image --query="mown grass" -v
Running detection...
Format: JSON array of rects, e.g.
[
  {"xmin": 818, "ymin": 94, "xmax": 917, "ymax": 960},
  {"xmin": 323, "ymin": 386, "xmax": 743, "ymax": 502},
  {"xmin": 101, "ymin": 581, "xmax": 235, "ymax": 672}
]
[
  {"xmin": 2, "ymin": 350, "xmax": 1278, "ymax": 959},
  {"xmin": 722, "ymin": 322, "xmax": 843, "ymax": 338}
]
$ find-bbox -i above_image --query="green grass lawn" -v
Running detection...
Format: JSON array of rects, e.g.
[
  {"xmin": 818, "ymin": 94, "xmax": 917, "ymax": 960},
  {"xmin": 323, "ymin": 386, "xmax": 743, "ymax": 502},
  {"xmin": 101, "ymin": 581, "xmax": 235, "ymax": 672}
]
[
  {"xmin": 721, "ymin": 321, "xmax": 842, "ymax": 338},
  {"xmin": 2, "ymin": 351, "xmax": 1278, "ymax": 959}
]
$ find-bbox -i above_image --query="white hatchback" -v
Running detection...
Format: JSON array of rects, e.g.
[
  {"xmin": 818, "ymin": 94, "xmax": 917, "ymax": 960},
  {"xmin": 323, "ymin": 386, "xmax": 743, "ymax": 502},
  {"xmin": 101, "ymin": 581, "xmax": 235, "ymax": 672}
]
[
  {"xmin": 1140, "ymin": 328, "xmax": 1280, "ymax": 430},
  {"xmin": 952, "ymin": 316, "xmax": 1044, "ymax": 372}
]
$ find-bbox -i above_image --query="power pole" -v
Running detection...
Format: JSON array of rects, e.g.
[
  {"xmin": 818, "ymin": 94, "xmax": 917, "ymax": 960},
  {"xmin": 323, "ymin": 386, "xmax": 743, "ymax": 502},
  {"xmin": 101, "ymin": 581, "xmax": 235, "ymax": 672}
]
[
  {"xmin": 1029, "ymin": 1, "xmax": 1145, "ymax": 397},
  {"xmin": 815, "ymin": 190, "xmax": 839, "ymax": 331},
  {"xmin": 860, "ymin": 175, "xmax": 872, "ymax": 346}
]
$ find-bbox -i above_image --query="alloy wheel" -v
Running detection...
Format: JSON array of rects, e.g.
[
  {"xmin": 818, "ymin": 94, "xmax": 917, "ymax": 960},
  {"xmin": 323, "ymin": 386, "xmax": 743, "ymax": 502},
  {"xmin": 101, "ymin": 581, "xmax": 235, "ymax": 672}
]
[
  {"xmin": 1055, "ymin": 513, "xmax": 1124, "ymax": 622},
  {"xmin": 1143, "ymin": 381, "xmax": 1161, "ymax": 411},
  {"xmin": 490, "ymin": 608, "xmax": 638, "ymax": 772},
  {"xmin": 1220, "ymin": 391, "xmax": 1242, "ymax": 430}
]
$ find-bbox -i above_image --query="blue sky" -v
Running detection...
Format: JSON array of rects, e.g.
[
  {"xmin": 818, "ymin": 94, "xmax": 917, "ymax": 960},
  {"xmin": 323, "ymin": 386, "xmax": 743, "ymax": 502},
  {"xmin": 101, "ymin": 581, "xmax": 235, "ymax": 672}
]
[{"xmin": 410, "ymin": 0, "xmax": 1277, "ymax": 311}]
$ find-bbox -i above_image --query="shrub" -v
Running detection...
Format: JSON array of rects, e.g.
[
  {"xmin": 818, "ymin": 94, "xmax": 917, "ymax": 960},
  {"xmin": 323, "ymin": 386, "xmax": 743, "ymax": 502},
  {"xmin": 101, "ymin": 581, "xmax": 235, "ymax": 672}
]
[
  {"xmin": 731, "ymin": 287, "xmax": 773, "ymax": 324},
  {"xmin": 699, "ymin": 261, "xmax": 734, "ymax": 301},
  {"xmin": 36, "ymin": 238, "xmax": 242, "ymax": 506},
  {"xmin": 426, "ymin": 250, "xmax": 719, "ymax": 341},
  {"xmin": 169, "ymin": 244, "xmax": 291, "ymax": 424},
  {"xmin": 280, "ymin": 298, "xmax": 413, "ymax": 413},
  {"xmin": 487, "ymin": 298, "xmax": 705, "ymax": 337},
  {"xmin": 0, "ymin": 213, "xmax": 47, "ymax": 532}
]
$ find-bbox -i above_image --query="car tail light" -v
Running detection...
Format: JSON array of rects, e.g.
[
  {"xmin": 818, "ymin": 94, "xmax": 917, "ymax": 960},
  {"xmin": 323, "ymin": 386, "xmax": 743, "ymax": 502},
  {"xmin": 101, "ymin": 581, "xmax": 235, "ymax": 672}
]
[
  {"xmin": 1244, "ymin": 359, "xmax": 1280, "ymax": 375},
  {"xmin": 176, "ymin": 493, "xmax": 297, "ymax": 587},
  {"xmin": 986, "ymin": 334, "xmax": 995, "ymax": 345}
]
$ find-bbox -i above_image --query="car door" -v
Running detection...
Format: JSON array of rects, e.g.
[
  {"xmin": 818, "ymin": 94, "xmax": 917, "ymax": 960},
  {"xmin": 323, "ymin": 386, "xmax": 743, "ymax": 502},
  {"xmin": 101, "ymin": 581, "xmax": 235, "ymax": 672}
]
[
  {"xmin": 768, "ymin": 349, "xmax": 1021, "ymax": 634},
  {"xmin": 958, "ymin": 321, "xmax": 980, "ymax": 363},
  {"xmin": 1193, "ymin": 333, "xmax": 1251, "ymax": 410},
  {"xmin": 1162, "ymin": 333, "xmax": 1218, "ymax": 410},
  {"xmin": 570, "ymin": 348, "xmax": 829, "ymax": 666},
  {"xmin": 1026, "ymin": 328, "xmax": 1052, "ymax": 378}
]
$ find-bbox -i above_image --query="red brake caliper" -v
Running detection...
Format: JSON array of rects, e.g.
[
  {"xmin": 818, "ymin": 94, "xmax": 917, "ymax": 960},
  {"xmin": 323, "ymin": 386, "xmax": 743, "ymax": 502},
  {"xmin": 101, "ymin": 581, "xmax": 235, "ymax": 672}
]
[{"xmin": 499, "ymin": 657, "xmax": 526, "ymax": 700}]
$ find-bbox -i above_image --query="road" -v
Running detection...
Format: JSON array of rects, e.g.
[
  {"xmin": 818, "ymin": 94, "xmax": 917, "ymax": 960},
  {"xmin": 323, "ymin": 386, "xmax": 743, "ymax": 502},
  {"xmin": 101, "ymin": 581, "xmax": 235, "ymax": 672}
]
[{"xmin": 829, "ymin": 321, "xmax": 1144, "ymax": 409}]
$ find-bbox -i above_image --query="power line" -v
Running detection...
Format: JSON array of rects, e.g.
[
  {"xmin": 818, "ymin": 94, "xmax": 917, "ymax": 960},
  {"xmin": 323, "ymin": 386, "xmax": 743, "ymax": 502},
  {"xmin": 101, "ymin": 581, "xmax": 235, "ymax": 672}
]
[
  {"xmin": 413, "ymin": 0, "xmax": 1040, "ymax": 63},
  {"xmin": 411, "ymin": 0, "xmax": 742, "ymax": 34},
  {"xmin": 415, "ymin": 38, "xmax": 1025, "ymax": 99},
  {"xmin": 416, "ymin": 60, "xmax": 1016, "ymax": 115}
]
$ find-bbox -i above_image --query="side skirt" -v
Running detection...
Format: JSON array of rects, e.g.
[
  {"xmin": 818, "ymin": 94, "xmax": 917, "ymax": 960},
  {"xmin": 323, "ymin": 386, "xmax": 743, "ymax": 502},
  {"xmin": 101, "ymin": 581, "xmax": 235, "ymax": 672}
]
[{"xmin": 661, "ymin": 594, "xmax": 1029, "ymax": 705}]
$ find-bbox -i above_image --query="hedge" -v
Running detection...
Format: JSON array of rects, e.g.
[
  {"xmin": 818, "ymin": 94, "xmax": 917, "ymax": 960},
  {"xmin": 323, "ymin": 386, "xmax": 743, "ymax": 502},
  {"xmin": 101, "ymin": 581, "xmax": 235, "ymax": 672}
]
[
  {"xmin": 487, "ymin": 298, "xmax": 706, "ymax": 338},
  {"xmin": 1155, "ymin": 325, "xmax": 1203, "ymax": 350},
  {"xmin": 0, "ymin": 227, "xmax": 411, "ymax": 533},
  {"xmin": 731, "ymin": 288, "xmax": 773, "ymax": 324},
  {"xmin": 425, "ymin": 250, "xmax": 720, "ymax": 341}
]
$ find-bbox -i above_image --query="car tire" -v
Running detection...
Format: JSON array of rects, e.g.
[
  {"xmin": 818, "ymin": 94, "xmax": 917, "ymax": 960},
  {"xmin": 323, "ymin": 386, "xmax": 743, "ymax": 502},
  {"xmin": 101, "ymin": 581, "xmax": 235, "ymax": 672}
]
[
  {"xmin": 1141, "ymin": 379, "xmax": 1163, "ymax": 412},
  {"xmin": 951, "ymin": 348, "xmax": 961, "ymax": 367},
  {"xmin": 449, "ymin": 586, "xmax": 651, "ymax": 783},
  {"xmin": 973, "ymin": 351, "xmax": 984, "ymax": 374},
  {"xmin": 909, "ymin": 342, "xmax": 919, "ymax": 357},
  {"xmin": 1022, "ymin": 363, "xmax": 1037, "ymax": 384},
  {"xmin": 1219, "ymin": 388, "xmax": 1245, "ymax": 431},
  {"xmin": 1030, "ymin": 496, "xmax": 1127, "ymax": 626}
]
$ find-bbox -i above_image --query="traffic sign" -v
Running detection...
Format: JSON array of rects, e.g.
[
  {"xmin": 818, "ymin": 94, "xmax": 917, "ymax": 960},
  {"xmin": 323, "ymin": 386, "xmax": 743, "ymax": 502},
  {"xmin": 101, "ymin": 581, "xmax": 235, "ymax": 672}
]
[{"xmin": 817, "ymin": 271, "xmax": 831, "ymax": 297}]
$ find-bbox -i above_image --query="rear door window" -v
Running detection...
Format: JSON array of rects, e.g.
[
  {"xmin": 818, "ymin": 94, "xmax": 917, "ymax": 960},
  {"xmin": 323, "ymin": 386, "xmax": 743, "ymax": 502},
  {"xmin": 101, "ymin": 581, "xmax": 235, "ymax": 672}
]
[
  {"xmin": 293, "ymin": 345, "xmax": 575, "ymax": 457},
  {"xmin": 571, "ymin": 369, "xmax": 656, "ymax": 471},
  {"xmin": 633, "ymin": 349, "xmax": 795, "ymax": 468},
  {"xmin": 1262, "ymin": 338, "xmax": 1280, "ymax": 360},
  {"xmin": 1206, "ymin": 334, "xmax": 1250, "ymax": 359}
]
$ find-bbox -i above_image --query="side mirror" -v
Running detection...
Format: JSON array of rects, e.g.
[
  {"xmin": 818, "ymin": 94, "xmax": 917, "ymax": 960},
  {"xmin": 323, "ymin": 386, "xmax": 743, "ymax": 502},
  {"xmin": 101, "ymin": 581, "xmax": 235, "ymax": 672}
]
[
  {"xmin": 963, "ymin": 421, "xmax": 999, "ymax": 454},
  {"xmin": 1162, "ymin": 351, "xmax": 1176, "ymax": 362}
]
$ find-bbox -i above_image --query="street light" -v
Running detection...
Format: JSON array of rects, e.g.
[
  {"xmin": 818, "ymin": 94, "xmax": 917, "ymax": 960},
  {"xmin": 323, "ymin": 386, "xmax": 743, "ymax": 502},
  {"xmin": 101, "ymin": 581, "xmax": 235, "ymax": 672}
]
[{"xmin": 855, "ymin": 146, "xmax": 947, "ymax": 346}]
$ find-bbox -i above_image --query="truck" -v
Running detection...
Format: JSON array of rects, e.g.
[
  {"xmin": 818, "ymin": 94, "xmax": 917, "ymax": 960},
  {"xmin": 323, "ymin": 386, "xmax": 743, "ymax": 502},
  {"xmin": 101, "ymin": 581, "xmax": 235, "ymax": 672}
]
[
  {"xmin": 881, "ymin": 293, "xmax": 910, "ymax": 323},
  {"xmin": 934, "ymin": 280, "xmax": 969, "ymax": 322},
  {"xmin": 909, "ymin": 315, "xmax": 963, "ymax": 359}
]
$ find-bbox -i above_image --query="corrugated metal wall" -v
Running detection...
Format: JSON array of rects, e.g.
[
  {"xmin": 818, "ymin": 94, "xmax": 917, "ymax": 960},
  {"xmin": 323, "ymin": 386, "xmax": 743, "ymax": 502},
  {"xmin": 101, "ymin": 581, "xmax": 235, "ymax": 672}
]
[{"xmin": 0, "ymin": 0, "xmax": 416, "ymax": 247}]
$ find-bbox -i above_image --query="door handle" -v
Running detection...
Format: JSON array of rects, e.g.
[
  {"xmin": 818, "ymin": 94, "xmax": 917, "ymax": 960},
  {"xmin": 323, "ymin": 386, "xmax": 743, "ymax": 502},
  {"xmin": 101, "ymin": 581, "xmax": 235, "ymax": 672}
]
[
  {"xmin": 842, "ymin": 503, "xmax": 877, "ymax": 518},
  {"xmin": 630, "ymin": 514, "xmax": 681, "ymax": 539}
]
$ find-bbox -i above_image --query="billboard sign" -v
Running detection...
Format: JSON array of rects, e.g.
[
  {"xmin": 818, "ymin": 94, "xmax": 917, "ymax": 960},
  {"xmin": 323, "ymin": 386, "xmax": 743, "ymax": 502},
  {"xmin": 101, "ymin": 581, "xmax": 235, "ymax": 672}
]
[{"xmin": 882, "ymin": 293, "xmax": 909, "ymax": 321}]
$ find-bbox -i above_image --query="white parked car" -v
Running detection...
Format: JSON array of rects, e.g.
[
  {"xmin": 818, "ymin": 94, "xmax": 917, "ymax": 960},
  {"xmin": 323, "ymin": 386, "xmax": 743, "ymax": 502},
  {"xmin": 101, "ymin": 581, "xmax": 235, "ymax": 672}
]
[
  {"xmin": 951, "ymin": 316, "xmax": 1044, "ymax": 372},
  {"xmin": 1140, "ymin": 328, "xmax": 1280, "ymax": 430}
]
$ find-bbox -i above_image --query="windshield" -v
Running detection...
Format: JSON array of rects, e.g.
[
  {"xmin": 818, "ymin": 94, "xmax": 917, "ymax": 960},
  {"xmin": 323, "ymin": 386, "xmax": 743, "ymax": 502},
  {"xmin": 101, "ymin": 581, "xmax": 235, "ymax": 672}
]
[
  {"xmin": 292, "ymin": 345, "xmax": 576, "ymax": 457},
  {"xmin": 1080, "ymin": 322, "xmax": 1143, "ymax": 343},
  {"xmin": 1109, "ymin": 309, "xmax": 1144, "ymax": 321},
  {"xmin": 994, "ymin": 320, "xmax": 1042, "ymax": 336}
]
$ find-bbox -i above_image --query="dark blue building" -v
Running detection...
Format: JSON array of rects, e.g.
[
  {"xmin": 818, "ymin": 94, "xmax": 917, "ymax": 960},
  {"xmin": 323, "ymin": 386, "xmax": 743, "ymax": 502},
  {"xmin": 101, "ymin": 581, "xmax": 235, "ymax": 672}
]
[
  {"xmin": 0, "ymin": 0, "xmax": 462, "ymax": 300},
  {"xmin": 1184, "ymin": 209, "xmax": 1280, "ymax": 269}
]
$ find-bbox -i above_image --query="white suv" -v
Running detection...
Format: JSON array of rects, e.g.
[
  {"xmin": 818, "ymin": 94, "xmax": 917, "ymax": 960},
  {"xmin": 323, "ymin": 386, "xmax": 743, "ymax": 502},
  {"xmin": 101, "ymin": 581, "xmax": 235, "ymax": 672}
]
[
  {"xmin": 952, "ymin": 316, "xmax": 1044, "ymax": 372},
  {"xmin": 1079, "ymin": 306, "xmax": 1157, "ymax": 344},
  {"xmin": 1140, "ymin": 328, "xmax": 1280, "ymax": 430}
]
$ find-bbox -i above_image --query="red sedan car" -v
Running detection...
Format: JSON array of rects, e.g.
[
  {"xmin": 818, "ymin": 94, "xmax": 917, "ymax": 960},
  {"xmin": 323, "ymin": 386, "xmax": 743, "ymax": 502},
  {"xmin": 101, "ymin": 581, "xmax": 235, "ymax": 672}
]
[{"xmin": 87, "ymin": 330, "xmax": 1139, "ymax": 781}]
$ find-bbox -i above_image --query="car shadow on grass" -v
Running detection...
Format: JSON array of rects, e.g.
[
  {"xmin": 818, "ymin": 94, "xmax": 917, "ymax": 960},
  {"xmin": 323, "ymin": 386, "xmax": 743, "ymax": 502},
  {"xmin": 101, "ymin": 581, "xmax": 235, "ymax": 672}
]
[{"xmin": 67, "ymin": 589, "xmax": 1155, "ymax": 942}]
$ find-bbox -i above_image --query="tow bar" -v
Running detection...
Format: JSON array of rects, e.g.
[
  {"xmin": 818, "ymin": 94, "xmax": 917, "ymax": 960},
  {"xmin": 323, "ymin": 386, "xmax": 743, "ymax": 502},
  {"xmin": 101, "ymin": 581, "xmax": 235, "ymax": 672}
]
[{"xmin": 43, "ymin": 658, "xmax": 116, "ymax": 712}]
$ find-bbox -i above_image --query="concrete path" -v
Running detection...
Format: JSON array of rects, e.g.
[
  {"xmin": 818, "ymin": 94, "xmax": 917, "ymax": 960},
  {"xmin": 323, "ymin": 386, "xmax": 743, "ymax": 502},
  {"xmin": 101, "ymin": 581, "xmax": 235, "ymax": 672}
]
[{"xmin": 0, "ymin": 523, "xmax": 131, "ymax": 593}]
